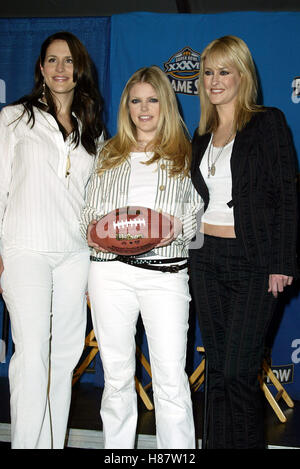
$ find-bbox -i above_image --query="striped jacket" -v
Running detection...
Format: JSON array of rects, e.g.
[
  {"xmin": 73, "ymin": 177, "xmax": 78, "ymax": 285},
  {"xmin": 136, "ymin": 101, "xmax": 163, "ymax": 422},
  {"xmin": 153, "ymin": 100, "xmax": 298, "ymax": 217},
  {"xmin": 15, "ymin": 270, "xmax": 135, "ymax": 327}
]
[{"xmin": 80, "ymin": 155, "xmax": 203, "ymax": 260}]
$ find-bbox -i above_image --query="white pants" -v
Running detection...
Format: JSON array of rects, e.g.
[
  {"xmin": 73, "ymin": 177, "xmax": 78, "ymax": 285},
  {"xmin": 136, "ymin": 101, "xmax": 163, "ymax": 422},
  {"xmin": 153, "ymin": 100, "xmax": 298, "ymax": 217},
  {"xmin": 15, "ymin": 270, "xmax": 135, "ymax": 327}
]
[
  {"xmin": 88, "ymin": 260, "xmax": 195, "ymax": 449},
  {"xmin": 1, "ymin": 246, "xmax": 90, "ymax": 449}
]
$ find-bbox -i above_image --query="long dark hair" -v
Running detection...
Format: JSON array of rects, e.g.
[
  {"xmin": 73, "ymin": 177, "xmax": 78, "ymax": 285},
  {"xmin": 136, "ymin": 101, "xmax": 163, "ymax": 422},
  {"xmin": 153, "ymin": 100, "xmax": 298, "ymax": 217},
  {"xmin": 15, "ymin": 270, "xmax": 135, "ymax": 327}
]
[{"xmin": 13, "ymin": 31, "xmax": 105, "ymax": 155}]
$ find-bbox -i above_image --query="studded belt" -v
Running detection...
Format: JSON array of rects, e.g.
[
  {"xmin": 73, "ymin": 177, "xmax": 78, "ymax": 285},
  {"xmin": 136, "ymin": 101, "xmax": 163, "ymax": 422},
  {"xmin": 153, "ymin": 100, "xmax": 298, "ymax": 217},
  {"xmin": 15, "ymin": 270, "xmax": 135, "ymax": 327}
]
[{"xmin": 90, "ymin": 255, "xmax": 188, "ymax": 273}]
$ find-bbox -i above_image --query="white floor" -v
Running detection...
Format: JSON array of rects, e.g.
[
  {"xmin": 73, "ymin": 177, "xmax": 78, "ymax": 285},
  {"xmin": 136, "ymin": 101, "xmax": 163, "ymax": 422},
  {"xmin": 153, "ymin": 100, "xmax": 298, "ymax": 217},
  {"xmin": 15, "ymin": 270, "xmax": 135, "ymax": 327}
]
[{"xmin": 0, "ymin": 423, "xmax": 299, "ymax": 449}]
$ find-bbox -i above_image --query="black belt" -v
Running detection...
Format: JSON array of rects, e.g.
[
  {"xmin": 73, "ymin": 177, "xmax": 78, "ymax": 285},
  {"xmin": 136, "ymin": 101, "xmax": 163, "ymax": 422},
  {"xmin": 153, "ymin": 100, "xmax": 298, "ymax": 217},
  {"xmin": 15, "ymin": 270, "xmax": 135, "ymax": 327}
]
[{"xmin": 90, "ymin": 255, "xmax": 188, "ymax": 273}]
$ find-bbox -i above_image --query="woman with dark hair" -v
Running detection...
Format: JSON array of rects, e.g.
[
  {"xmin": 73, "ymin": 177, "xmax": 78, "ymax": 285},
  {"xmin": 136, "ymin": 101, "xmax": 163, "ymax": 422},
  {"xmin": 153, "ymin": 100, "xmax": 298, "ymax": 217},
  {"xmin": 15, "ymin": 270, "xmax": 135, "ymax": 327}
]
[
  {"xmin": 0, "ymin": 31, "xmax": 104, "ymax": 449},
  {"xmin": 189, "ymin": 35, "xmax": 298, "ymax": 448}
]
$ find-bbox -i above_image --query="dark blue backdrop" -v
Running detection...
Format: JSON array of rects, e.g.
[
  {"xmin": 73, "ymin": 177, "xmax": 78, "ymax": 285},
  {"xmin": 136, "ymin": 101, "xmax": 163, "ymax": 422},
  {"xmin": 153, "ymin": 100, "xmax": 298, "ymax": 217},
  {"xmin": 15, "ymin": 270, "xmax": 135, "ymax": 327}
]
[{"xmin": 0, "ymin": 12, "xmax": 299, "ymax": 400}]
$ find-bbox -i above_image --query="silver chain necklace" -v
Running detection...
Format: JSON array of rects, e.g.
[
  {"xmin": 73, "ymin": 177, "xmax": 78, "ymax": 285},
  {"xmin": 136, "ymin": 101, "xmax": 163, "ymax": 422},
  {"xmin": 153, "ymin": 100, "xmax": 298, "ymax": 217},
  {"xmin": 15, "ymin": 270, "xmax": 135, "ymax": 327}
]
[{"xmin": 207, "ymin": 132, "xmax": 233, "ymax": 177}]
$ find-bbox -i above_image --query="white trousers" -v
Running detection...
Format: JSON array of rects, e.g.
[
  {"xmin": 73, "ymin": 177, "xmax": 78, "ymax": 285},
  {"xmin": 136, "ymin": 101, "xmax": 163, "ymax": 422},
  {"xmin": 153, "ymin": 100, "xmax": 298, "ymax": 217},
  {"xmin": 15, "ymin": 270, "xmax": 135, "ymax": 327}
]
[
  {"xmin": 88, "ymin": 260, "xmax": 195, "ymax": 449},
  {"xmin": 1, "ymin": 246, "xmax": 90, "ymax": 449}
]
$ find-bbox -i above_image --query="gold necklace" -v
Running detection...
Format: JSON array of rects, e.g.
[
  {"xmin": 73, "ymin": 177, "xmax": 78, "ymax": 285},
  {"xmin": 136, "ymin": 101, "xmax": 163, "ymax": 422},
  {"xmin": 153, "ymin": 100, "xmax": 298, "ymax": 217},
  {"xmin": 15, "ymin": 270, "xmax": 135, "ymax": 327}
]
[{"xmin": 207, "ymin": 131, "xmax": 233, "ymax": 177}]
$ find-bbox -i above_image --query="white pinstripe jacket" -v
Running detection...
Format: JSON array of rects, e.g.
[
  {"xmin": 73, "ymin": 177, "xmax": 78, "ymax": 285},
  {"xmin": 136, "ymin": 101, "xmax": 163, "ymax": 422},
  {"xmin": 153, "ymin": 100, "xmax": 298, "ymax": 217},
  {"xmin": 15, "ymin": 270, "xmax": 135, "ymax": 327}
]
[{"xmin": 80, "ymin": 154, "xmax": 203, "ymax": 260}]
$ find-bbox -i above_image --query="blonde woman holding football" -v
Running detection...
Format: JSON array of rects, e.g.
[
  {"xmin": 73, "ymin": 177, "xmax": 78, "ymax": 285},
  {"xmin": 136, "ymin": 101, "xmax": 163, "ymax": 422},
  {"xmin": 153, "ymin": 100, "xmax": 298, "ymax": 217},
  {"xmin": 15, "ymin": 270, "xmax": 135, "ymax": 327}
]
[{"xmin": 81, "ymin": 65, "xmax": 203, "ymax": 449}]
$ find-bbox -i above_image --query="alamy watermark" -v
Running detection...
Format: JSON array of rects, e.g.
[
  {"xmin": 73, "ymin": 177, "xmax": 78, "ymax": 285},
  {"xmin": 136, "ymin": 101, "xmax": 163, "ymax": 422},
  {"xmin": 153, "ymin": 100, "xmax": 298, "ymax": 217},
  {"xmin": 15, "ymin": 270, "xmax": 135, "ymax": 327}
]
[
  {"xmin": 0, "ymin": 79, "xmax": 6, "ymax": 104},
  {"xmin": 90, "ymin": 205, "xmax": 205, "ymax": 250},
  {"xmin": 0, "ymin": 339, "xmax": 6, "ymax": 363},
  {"xmin": 291, "ymin": 77, "xmax": 300, "ymax": 103}
]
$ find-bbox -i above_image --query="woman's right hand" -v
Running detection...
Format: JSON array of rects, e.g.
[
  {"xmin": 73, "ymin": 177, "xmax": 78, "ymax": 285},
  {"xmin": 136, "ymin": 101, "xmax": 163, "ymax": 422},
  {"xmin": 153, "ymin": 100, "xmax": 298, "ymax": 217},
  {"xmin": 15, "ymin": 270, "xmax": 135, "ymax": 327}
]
[
  {"xmin": 87, "ymin": 220, "xmax": 110, "ymax": 253},
  {"xmin": 268, "ymin": 273, "xmax": 293, "ymax": 298},
  {"xmin": 155, "ymin": 214, "xmax": 182, "ymax": 248},
  {"xmin": 0, "ymin": 255, "xmax": 4, "ymax": 294}
]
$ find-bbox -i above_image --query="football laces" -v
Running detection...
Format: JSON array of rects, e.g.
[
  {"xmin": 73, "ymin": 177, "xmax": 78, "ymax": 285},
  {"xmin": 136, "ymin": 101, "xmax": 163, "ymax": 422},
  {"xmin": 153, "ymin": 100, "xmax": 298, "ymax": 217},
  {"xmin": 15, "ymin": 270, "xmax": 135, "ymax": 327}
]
[{"xmin": 113, "ymin": 218, "xmax": 146, "ymax": 230}]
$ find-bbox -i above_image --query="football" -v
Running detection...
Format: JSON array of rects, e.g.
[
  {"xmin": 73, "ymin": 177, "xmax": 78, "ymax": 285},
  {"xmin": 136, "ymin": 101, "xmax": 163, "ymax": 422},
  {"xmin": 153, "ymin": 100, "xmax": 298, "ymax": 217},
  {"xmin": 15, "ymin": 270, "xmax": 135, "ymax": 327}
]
[{"xmin": 90, "ymin": 206, "xmax": 173, "ymax": 255}]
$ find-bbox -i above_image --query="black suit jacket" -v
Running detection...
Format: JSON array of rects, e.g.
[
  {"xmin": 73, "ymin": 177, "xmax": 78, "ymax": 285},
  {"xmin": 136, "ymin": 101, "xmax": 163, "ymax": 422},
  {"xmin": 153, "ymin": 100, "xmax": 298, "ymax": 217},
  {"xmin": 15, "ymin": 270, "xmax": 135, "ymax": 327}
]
[{"xmin": 191, "ymin": 107, "xmax": 298, "ymax": 277}]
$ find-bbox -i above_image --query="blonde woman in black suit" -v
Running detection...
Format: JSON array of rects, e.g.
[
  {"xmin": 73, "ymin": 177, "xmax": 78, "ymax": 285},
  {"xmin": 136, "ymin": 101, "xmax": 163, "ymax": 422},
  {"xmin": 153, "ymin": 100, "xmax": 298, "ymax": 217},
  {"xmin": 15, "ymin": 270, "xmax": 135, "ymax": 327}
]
[{"xmin": 189, "ymin": 35, "xmax": 298, "ymax": 449}]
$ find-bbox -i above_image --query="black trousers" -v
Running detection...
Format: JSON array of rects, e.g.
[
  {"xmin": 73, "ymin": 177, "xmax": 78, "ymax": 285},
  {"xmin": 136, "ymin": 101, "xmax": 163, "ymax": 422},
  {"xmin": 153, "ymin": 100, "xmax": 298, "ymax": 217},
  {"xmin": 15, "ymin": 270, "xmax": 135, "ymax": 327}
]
[{"xmin": 189, "ymin": 235, "xmax": 277, "ymax": 449}]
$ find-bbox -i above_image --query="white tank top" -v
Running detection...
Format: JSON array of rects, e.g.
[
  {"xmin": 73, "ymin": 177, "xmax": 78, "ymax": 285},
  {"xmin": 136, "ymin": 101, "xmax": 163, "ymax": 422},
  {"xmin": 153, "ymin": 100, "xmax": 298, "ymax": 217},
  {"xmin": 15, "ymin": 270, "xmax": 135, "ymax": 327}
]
[
  {"xmin": 127, "ymin": 152, "xmax": 158, "ymax": 209},
  {"xmin": 199, "ymin": 136, "xmax": 235, "ymax": 226},
  {"xmin": 127, "ymin": 152, "xmax": 165, "ymax": 259}
]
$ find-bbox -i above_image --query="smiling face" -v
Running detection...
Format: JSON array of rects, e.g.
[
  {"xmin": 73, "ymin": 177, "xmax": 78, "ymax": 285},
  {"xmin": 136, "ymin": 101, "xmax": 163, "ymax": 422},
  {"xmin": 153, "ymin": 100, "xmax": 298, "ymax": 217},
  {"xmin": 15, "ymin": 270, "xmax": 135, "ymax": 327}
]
[
  {"xmin": 128, "ymin": 82, "xmax": 160, "ymax": 142},
  {"xmin": 203, "ymin": 57, "xmax": 241, "ymax": 111},
  {"xmin": 40, "ymin": 39, "xmax": 76, "ymax": 99}
]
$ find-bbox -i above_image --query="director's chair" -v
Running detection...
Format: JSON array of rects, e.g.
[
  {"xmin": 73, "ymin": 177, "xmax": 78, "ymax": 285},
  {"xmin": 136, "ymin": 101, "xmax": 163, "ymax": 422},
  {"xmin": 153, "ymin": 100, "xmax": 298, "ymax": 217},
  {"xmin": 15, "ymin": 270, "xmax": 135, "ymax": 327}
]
[
  {"xmin": 190, "ymin": 346, "xmax": 294, "ymax": 424},
  {"xmin": 72, "ymin": 307, "xmax": 154, "ymax": 410},
  {"xmin": 259, "ymin": 359, "xmax": 294, "ymax": 423},
  {"xmin": 73, "ymin": 314, "xmax": 294, "ymax": 427}
]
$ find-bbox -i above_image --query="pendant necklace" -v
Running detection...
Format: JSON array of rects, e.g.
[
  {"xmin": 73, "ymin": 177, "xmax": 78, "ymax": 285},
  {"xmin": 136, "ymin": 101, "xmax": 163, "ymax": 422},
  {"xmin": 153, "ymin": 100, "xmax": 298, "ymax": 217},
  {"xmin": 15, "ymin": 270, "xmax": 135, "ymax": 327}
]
[
  {"xmin": 65, "ymin": 152, "xmax": 71, "ymax": 178},
  {"xmin": 207, "ymin": 131, "xmax": 233, "ymax": 178},
  {"xmin": 65, "ymin": 140, "xmax": 72, "ymax": 188}
]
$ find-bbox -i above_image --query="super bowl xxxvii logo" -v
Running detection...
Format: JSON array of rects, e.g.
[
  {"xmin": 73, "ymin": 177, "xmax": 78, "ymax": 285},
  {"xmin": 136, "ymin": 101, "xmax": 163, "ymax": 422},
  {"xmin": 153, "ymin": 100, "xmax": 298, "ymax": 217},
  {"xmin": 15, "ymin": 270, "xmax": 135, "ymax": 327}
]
[{"xmin": 164, "ymin": 47, "xmax": 200, "ymax": 96}]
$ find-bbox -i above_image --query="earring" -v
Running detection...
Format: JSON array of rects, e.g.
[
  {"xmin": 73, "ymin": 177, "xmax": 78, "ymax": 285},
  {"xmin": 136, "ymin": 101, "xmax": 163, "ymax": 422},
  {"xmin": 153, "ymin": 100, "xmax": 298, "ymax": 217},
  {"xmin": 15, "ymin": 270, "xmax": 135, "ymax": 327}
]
[{"xmin": 42, "ymin": 81, "xmax": 45, "ymax": 97}]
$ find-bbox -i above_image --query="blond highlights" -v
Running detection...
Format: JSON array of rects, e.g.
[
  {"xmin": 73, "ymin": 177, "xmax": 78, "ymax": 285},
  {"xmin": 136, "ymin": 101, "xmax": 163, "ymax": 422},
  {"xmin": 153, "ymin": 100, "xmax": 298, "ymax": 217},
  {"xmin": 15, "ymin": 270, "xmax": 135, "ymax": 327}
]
[
  {"xmin": 98, "ymin": 66, "xmax": 191, "ymax": 177},
  {"xmin": 197, "ymin": 35, "xmax": 263, "ymax": 135}
]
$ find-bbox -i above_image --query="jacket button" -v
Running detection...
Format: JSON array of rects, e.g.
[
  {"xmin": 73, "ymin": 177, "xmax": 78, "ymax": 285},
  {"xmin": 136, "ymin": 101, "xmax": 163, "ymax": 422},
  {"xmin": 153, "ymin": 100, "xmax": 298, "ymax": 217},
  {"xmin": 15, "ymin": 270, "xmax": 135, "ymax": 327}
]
[
  {"xmin": 159, "ymin": 185, "xmax": 165, "ymax": 191},
  {"xmin": 160, "ymin": 163, "xmax": 166, "ymax": 170}
]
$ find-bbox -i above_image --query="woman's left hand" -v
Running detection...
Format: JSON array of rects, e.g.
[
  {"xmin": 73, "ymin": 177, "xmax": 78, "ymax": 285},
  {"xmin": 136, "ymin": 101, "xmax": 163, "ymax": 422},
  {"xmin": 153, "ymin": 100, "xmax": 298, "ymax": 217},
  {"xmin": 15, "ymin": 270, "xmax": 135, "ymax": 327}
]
[
  {"xmin": 268, "ymin": 274, "xmax": 293, "ymax": 298},
  {"xmin": 155, "ymin": 214, "xmax": 182, "ymax": 248}
]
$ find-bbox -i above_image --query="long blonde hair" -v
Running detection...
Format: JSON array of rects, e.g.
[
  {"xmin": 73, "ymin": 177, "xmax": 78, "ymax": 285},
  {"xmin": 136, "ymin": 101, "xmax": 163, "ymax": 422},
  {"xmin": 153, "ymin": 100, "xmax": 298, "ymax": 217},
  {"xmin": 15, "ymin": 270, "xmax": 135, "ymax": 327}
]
[
  {"xmin": 98, "ymin": 66, "xmax": 191, "ymax": 177},
  {"xmin": 198, "ymin": 35, "xmax": 263, "ymax": 135}
]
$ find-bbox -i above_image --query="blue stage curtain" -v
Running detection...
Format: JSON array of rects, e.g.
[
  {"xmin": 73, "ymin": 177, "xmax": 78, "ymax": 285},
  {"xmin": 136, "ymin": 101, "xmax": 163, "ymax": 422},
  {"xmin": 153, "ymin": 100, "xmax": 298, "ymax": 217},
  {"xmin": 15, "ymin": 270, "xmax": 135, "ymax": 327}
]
[
  {"xmin": 108, "ymin": 11, "xmax": 300, "ymax": 159},
  {"xmin": 0, "ymin": 17, "xmax": 111, "ymax": 384},
  {"xmin": 0, "ymin": 12, "xmax": 299, "ymax": 400}
]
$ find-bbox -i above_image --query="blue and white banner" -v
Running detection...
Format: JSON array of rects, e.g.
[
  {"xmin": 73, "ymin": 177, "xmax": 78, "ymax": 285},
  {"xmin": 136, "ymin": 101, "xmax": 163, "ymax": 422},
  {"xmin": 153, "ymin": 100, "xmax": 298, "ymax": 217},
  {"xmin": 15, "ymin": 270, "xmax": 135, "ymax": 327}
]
[{"xmin": 107, "ymin": 11, "xmax": 300, "ymax": 158}]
